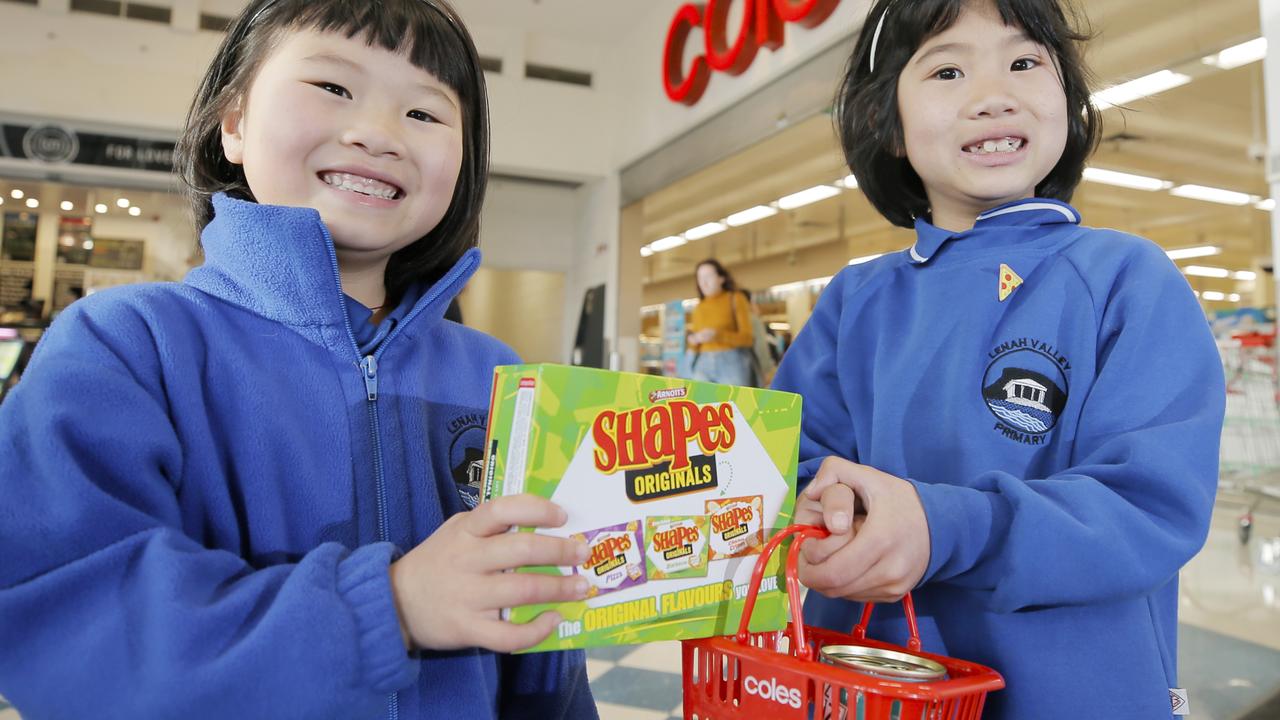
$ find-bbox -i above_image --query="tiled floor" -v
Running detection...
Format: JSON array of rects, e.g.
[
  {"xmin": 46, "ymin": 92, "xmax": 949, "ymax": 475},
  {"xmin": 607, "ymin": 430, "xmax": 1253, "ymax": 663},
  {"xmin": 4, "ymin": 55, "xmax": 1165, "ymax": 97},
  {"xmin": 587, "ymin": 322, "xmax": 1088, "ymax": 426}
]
[
  {"xmin": 1, "ymin": 491, "xmax": 1277, "ymax": 719},
  {"xmin": 587, "ymin": 641, "xmax": 686, "ymax": 720}
]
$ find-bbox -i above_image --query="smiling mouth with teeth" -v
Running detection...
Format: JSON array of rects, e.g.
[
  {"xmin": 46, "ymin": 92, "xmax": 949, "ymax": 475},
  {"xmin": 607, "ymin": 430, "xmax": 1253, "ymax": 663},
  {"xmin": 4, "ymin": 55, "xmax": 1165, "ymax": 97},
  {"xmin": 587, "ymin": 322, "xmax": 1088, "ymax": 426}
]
[
  {"xmin": 964, "ymin": 137, "xmax": 1025, "ymax": 155},
  {"xmin": 320, "ymin": 171, "xmax": 404, "ymax": 200}
]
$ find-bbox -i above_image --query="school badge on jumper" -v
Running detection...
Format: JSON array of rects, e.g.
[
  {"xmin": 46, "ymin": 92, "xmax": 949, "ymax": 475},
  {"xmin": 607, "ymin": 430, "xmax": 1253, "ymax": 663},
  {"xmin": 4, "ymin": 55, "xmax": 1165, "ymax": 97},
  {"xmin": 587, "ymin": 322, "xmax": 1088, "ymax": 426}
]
[
  {"xmin": 998, "ymin": 264, "xmax": 1023, "ymax": 302},
  {"xmin": 982, "ymin": 337, "xmax": 1072, "ymax": 445}
]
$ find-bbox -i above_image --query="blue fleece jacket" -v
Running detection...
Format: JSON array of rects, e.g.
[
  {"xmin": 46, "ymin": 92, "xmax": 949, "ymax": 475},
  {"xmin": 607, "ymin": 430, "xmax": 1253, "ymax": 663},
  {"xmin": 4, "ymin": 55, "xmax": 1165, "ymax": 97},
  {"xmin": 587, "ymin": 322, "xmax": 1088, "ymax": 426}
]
[
  {"xmin": 771, "ymin": 199, "xmax": 1223, "ymax": 719},
  {"xmin": 0, "ymin": 194, "xmax": 595, "ymax": 720}
]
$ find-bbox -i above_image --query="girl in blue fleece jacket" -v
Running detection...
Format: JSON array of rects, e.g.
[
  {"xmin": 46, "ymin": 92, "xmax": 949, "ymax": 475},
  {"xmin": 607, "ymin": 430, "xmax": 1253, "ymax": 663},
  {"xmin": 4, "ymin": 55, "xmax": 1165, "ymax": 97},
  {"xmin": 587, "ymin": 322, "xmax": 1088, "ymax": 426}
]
[
  {"xmin": 773, "ymin": 1, "xmax": 1224, "ymax": 718},
  {"xmin": 0, "ymin": 1, "xmax": 596, "ymax": 718}
]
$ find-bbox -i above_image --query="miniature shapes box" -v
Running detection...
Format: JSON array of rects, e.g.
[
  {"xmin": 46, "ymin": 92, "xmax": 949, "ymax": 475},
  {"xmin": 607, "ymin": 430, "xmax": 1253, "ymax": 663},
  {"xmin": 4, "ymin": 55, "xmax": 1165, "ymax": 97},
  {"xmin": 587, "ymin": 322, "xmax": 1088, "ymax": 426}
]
[{"xmin": 481, "ymin": 363, "xmax": 801, "ymax": 651}]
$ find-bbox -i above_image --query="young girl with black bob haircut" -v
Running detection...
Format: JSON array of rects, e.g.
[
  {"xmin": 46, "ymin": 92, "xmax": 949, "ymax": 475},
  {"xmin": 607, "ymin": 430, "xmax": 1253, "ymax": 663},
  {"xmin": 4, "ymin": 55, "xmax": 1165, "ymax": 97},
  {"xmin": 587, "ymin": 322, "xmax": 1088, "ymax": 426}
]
[
  {"xmin": 772, "ymin": 1, "xmax": 1224, "ymax": 718},
  {"xmin": 0, "ymin": 1, "xmax": 597, "ymax": 718}
]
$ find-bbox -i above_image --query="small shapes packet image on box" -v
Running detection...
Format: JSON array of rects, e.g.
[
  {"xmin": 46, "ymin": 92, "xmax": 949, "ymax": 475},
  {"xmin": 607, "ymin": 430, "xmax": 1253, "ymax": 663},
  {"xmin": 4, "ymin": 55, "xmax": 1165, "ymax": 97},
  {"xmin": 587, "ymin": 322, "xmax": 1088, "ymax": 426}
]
[
  {"xmin": 706, "ymin": 495, "xmax": 764, "ymax": 560},
  {"xmin": 575, "ymin": 521, "xmax": 646, "ymax": 597},
  {"xmin": 645, "ymin": 515, "xmax": 708, "ymax": 580},
  {"xmin": 480, "ymin": 363, "xmax": 801, "ymax": 652}
]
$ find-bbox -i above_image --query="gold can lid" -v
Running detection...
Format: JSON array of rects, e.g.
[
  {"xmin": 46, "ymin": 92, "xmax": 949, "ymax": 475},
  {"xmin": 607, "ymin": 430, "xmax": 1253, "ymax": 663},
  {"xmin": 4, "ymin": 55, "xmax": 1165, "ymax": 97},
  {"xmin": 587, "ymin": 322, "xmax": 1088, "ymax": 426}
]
[{"xmin": 819, "ymin": 644, "xmax": 948, "ymax": 682}]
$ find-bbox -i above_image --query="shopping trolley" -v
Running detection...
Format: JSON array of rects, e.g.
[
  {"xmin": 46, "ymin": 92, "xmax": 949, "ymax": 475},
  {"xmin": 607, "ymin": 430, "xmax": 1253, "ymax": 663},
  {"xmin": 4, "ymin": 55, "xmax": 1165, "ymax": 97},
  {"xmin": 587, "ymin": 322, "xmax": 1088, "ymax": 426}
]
[
  {"xmin": 681, "ymin": 525, "xmax": 1004, "ymax": 719},
  {"xmin": 1218, "ymin": 332, "xmax": 1280, "ymax": 543}
]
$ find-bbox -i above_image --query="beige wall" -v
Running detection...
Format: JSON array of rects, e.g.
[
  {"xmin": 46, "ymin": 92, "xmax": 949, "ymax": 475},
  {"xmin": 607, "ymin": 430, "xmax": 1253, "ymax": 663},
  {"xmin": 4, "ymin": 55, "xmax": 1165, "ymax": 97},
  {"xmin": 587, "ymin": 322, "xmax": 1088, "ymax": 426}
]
[{"xmin": 459, "ymin": 267, "xmax": 565, "ymax": 364}]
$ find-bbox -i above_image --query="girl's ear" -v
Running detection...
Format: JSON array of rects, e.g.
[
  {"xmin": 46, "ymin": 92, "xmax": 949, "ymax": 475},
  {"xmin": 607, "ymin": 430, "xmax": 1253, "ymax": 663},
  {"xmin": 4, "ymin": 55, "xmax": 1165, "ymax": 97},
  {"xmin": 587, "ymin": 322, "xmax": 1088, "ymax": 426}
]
[{"xmin": 220, "ymin": 99, "xmax": 246, "ymax": 165}]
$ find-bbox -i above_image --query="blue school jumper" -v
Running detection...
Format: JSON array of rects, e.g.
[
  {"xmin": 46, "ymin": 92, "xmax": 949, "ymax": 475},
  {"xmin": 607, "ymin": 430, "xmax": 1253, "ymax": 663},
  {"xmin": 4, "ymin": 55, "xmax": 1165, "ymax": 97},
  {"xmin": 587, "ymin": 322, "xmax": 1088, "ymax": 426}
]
[
  {"xmin": 772, "ymin": 198, "xmax": 1223, "ymax": 719},
  {"xmin": 0, "ymin": 194, "xmax": 595, "ymax": 719}
]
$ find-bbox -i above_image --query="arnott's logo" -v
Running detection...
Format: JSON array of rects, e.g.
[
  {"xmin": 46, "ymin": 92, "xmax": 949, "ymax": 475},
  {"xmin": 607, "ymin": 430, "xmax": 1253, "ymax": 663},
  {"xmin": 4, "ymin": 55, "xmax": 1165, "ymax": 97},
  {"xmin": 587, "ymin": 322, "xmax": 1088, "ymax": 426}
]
[
  {"xmin": 592, "ymin": 401, "xmax": 736, "ymax": 474},
  {"xmin": 648, "ymin": 387, "xmax": 688, "ymax": 403}
]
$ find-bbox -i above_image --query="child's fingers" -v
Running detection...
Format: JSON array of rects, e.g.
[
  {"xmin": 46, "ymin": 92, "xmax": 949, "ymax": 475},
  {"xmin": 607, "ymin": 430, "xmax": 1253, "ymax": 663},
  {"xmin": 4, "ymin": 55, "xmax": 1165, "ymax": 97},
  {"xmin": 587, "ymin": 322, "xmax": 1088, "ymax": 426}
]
[
  {"xmin": 803, "ymin": 455, "xmax": 861, "ymax": 500},
  {"xmin": 474, "ymin": 611, "xmax": 563, "ymax": 654},
  {"xmin": 795, "ymin": 484, "xmax": 856, "ymax": 564},
  {"xmin": 839, "ymin": 555, "xmax": 916, "ymax": 602},
  {"xmin": 487, "ymin": 572, "xmax": 590, "ymax": 610},
  {"xmin": 800, "ymin": 533, "xmax": 849, "ymax": 566},
  {"xmin": 466, "ymin": 495, "xmax": 568, "ymax": 536},
  {"xmin": 801, "ymin": 472, "xmax": 837, "ymax": 500},
  {"xmin": 820, "ymin": 483, "xmax": 856, "ymax": 534},
  {"xmin": 793, "ymin": 496, "xmax": 826, "ymax": 528},
  {"xmin": 800, "ymin": 522, "xmax": 882, "ymax": 595},
  {"xmin": 476, "ymin": 531, "xmax": 588, "ymax": 573}
]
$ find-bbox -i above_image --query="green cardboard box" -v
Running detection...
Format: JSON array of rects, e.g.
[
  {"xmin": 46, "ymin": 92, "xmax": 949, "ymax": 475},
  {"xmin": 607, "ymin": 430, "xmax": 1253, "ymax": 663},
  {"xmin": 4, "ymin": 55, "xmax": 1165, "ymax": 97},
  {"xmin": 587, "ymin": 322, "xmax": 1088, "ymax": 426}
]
[{"xmin": 481, "ymin": 363, "xmax": 801, "ymax": 651}]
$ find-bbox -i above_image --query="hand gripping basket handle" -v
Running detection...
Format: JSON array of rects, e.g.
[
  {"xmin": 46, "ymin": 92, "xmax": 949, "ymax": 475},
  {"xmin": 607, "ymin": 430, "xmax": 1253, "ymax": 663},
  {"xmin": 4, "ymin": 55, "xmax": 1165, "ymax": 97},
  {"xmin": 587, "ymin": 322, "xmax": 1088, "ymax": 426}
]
[{"xmin": 734, "ymin": 524, "xmax": 924, "ymax": 661}]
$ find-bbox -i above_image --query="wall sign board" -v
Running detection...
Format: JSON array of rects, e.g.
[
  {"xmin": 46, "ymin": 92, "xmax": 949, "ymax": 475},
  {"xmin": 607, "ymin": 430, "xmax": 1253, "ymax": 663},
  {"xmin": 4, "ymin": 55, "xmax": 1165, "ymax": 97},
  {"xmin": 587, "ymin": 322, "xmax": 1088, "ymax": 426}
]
[{"xmin": 663, "ymin": 0, "xmax": 841, "ymax": 105}]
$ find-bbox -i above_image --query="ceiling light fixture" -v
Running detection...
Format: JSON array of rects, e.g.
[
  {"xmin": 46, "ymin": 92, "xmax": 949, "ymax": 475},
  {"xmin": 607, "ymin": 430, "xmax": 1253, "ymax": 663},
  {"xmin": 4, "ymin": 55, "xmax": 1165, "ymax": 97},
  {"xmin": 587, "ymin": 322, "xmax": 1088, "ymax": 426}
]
[
  {"xmin": 25, "ymin": 198, "xmax": 38, "ymax": 209},
  {"xmin": 777, "ymin": 184, "xmax": 840, "ymax": 210},
  {"xmin": 129, "ymin": 207, "xmax": 141, "ymax": 217},
  {"xmin": 116, "ymin": 198, "xmax": 130, "ymax": 208},
  {"xmin": 1165, "ymin": 245, "xmax": 1221, "ymax": 260},
  {"xmin": 1257, "ymin": 198, "xmax": 1275, "ymax": 212},
  {"xmin": 1170, "ymin": 184, "xmax": 1253, "ymax": 206},
  {"xmin": 640, "ymin": 245, "xmax": 654, "ymax": 258},
  {"xmin": 94, "ymin": 203, "xmax": 108, "ymax": 214},
  {"xmin": 770, "ymin": 281, "xmax": 806, "ymax": 294},
  {"xmin": 725, "ymin": 205, "xmax": 778, "ymax": 227},
  {"xmin": 1201, "ymin": 290, "xmax": 1226, "ymax": 301},
  {"xmin": 1092, "ymin": 70, "xmax": 1191, "ymax": 110},
  {"xmin": 10, "ymin": 189, "xmax": 23, "ymax": 200},
  {"xmin": 1183, "ymin": 265, "xmax": 1231, "ymax": 278},
  {"xmin": 684, "ymin": 222, "xmax": 727, "ymax": 240},
  {"xmin": 1203, "ymin": 37, "xmax": 1267, "ymax": 70},
  {"xmin": 60, "ymin": 201, "xmax": 73, "ymax": 211},
  {"xmin": 649, "ymin": 235, "xmax": 687, "ymax": 252},
  {"xmin": 1082, "ymin": 167, "xmax": 1169, "ymax": 191},
  {"xmin": 1233, "ymin": 270, "xmax": 1257, "ymax": 281}
]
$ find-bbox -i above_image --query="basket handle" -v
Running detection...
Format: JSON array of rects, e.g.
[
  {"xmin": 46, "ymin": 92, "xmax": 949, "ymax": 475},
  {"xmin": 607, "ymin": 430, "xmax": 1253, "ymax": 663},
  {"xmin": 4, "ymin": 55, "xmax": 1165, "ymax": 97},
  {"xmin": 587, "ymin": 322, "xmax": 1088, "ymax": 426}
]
[
  {"xmin": 734, "ymin": 524, "xmax": 829, "ymax": 661},
  {"xmin": 853, "ymin": 594, "xmax": 922, "ymax": 653},
  {"xmin": 735, "ymin": 523, "xmax": 925, "ymax": 658}
]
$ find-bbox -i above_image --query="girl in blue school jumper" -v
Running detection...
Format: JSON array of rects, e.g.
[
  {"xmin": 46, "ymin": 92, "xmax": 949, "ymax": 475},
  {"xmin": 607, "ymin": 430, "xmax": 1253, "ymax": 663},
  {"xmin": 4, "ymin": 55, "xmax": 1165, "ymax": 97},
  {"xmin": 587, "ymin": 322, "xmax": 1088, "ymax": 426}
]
[
  {"xmin": 774, "ymin": 1, "xmax": 1224, "ymax": 718},
  {"xmin": 0, "ymin": 1, "xmax": 597, "ymax": 718}
]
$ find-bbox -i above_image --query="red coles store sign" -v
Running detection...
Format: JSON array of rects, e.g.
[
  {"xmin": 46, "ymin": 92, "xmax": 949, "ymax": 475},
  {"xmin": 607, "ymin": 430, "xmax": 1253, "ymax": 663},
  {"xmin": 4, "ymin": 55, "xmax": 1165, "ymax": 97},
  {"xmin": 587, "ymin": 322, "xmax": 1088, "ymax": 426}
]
[{"xmin": 663, "ymin": 0, "xmax": 841, "ymax": 105}]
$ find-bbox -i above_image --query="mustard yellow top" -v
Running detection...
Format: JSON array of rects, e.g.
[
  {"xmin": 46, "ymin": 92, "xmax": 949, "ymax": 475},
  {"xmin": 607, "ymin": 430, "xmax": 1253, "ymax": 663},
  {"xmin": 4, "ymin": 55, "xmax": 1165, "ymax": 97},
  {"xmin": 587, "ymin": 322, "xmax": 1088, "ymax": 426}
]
[{"xmin": 688, "ymin": 291, "xmax": 753, "ymax": 352}]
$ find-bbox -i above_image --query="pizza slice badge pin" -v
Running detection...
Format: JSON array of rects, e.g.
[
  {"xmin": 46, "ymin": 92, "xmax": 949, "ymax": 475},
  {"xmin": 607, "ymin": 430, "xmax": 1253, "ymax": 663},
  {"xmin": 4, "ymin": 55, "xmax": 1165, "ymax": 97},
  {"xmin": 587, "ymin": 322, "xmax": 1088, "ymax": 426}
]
[{"xmin": 999, "ymin": 264, "xmax": 1023, "ymax": 302}]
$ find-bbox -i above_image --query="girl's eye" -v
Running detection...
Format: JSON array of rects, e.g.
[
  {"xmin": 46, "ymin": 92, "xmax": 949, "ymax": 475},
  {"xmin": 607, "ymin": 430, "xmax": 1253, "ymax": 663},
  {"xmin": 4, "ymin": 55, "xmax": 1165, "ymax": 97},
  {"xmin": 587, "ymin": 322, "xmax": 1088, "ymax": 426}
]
[
  {"xmin": 1012, "ymin": 57, "xmax": 1041, "ymax": 71},
  {"xmin": 934, "ymin": 67, "xmax": 962, "ymax": 81},
  {"xmin": 314, "ymin": 82, "xmax": 352, "ymax": 99},
  {"xmin": 407, "ymin": 110, "xmax": 437, "ymax": 124}
]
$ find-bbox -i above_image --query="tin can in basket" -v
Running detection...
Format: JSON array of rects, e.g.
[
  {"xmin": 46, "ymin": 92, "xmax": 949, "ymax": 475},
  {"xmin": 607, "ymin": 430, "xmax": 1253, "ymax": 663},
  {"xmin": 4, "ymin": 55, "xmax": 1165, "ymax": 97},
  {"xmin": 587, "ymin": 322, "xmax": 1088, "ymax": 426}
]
[{"xmin": 819, "ymin": 644, "xmax": 949, "ymax": 719}]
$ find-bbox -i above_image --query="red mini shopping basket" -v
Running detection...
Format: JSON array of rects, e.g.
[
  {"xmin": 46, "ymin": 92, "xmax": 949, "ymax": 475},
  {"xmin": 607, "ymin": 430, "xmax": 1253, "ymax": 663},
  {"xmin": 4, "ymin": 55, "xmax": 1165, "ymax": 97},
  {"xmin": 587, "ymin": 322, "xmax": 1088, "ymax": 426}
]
[{"xmin": 681, "ymin": 525, "xmax": 1004, "ymax": 719}]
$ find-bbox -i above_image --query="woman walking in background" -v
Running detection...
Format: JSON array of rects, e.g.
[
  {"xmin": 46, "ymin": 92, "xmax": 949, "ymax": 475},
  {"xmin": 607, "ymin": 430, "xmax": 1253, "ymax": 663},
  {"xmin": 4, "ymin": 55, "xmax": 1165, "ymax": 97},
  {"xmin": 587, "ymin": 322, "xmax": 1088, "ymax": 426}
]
[{"xmin": 686, "ymin": 258, "xmax": 754, "ymax": 385}]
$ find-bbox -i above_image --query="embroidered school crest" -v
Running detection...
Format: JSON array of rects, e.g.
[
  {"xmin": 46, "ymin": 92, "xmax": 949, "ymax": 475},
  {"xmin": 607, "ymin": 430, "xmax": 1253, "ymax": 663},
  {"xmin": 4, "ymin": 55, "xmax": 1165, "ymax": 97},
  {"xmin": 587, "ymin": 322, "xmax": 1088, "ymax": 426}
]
[
  {"xmin": 983, "ymin": 338, "xmax": 1070, "ymax": 445},
  {"xmin": 447, "ymin": 411, "xmax": 488, "ymax": 508},
  {"xmin": 998, "ymin": 264, "xmax": 1023, "ymax": 302}
]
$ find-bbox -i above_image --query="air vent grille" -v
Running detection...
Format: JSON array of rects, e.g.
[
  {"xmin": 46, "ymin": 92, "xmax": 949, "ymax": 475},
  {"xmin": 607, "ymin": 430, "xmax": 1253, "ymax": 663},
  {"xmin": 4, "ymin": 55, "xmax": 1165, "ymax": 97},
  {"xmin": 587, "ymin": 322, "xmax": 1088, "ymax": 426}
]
[
  {"xmin": 525, "ymin": 63, "xmax": 592, "ymax": 88},
  {"xmin": 200, "ymin": 13, "xmax": 232, "ymax": 32}
]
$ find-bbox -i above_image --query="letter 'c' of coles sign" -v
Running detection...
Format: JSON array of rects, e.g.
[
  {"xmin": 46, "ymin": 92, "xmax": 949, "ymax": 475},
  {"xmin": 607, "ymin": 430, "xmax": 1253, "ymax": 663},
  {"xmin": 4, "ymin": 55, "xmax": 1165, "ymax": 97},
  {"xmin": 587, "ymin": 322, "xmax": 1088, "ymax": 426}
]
[{"xmin": 663, "ymin": 0, "xmax": 842, "ymax": 105}]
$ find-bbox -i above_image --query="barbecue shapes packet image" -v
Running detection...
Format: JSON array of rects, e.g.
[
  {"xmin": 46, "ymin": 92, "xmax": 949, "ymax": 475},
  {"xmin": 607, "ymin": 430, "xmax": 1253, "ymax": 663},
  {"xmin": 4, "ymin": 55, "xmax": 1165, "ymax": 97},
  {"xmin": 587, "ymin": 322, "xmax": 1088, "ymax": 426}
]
[
  {"xmin": 645, "ymin": 515, "xmax": 710, "ymax": 581},
  {"xmin": 481, "ymin": 364, "xmax": 800, "ymax": 652}
]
